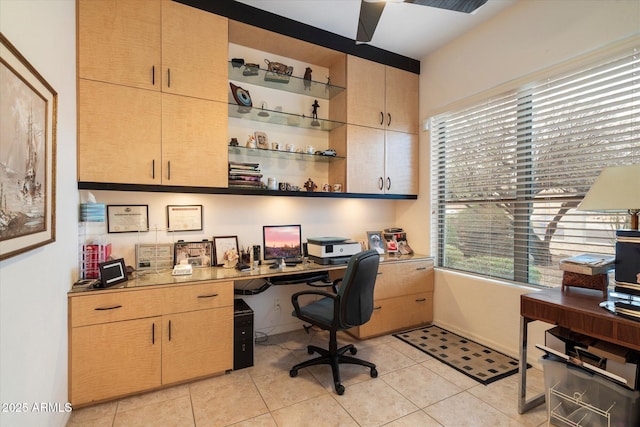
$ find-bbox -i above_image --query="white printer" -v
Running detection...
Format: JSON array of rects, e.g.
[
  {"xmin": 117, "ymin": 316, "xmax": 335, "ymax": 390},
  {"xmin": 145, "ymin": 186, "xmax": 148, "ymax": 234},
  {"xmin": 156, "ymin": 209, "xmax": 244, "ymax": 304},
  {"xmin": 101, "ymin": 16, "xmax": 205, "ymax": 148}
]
[{"xmin": 306, "ymin": 237, "xmax": 361, "ymax": 264}]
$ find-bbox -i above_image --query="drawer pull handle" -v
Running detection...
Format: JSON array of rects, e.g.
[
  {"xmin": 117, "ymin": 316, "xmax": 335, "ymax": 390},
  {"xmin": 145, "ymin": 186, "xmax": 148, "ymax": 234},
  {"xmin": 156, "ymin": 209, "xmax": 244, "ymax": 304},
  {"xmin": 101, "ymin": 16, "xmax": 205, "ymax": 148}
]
[
  {"xmin": 415, "ymin": 298, "xmax": 427, "ymax": 302},
  {"xmin": 197, "ymin": 293, "xmax": 219, "ymax": 299},
  {"xmin": 373, "ymin": 306, "xmax": 382, "ymax": 310},
  {"xmin": 416, "ymin": 267, "xmax": 427, "ymax": 271},
  {"xmin": 376, "ymin": 272, "xmax": 383, "ymax": 276},
  {"xmin": 94, "ymin": 305, "xmax": 122, "ymax": 311}
]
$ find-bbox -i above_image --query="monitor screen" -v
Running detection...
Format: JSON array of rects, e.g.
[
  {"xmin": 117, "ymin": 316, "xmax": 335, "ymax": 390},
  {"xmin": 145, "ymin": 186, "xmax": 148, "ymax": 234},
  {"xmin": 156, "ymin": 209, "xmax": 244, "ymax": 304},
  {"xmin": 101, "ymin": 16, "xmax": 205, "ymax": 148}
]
[{"xmin": 263, "ymin": 224, "xmax": 302, "ymax": 261}]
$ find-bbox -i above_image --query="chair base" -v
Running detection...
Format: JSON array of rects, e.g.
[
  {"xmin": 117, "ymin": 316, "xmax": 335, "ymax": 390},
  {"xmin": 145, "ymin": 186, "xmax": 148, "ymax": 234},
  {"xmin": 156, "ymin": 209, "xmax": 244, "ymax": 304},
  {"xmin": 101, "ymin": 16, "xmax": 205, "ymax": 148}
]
[{"xmin": 289, "ymin": 330, "xmax": 377, "ymax": 395}]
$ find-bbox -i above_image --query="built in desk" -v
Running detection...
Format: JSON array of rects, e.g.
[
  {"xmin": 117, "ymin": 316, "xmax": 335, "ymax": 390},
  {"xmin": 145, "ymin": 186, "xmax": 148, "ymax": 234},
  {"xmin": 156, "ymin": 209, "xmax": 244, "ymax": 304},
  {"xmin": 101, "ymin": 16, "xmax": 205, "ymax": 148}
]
[{"xmin": 518, "ymin": 286, "xmax": 640, "ymax": 414}]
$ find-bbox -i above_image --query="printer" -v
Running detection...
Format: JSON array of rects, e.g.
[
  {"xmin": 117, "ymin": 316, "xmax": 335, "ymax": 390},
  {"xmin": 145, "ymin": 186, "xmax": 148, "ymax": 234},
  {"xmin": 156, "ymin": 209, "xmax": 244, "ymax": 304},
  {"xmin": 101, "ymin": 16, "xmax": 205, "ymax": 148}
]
[{"xmin": 306, "ymin": 237, "xmax": 361, "ymax": 264}]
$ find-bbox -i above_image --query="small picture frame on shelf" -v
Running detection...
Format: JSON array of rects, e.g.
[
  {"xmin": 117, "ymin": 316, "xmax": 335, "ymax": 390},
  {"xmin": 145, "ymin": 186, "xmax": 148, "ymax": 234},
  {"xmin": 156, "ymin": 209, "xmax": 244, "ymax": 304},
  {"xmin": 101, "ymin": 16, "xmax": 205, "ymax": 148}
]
[{"xmin": 254, "ymin": 131, "xmax": 269, "ymax": 149}]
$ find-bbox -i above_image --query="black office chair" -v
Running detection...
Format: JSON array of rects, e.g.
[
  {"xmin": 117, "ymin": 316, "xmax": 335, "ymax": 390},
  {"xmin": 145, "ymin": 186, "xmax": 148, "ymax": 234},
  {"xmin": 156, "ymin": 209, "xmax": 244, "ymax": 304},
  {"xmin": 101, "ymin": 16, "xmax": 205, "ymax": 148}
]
[{"xmin": 289, "ymin": 249, "xmax": 380, "ymax": 395}]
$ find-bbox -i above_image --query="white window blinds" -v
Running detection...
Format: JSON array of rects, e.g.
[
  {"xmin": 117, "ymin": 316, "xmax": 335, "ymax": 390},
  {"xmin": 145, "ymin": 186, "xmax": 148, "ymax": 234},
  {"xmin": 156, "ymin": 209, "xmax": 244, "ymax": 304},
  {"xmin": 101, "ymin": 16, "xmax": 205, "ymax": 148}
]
[{"xmin": 431, "ymin": 46, "xmax": 640, "ymax": 287}]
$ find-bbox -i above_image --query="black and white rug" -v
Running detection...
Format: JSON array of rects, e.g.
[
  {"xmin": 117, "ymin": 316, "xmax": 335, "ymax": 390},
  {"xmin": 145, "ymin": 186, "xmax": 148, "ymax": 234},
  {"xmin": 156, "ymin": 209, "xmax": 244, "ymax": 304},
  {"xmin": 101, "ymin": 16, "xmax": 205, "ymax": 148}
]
[{"xmin": 393, "ymin": 325, "xmax": 522, "ymax": 385}]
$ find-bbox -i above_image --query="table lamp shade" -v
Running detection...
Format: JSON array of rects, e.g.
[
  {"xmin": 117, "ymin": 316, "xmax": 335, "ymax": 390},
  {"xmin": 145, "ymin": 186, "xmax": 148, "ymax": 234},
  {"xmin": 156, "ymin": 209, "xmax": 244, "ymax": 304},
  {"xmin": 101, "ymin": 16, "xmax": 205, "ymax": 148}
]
[{"xmin": 578, "ymin": 164, "xmax": 640, "ymax": 230}]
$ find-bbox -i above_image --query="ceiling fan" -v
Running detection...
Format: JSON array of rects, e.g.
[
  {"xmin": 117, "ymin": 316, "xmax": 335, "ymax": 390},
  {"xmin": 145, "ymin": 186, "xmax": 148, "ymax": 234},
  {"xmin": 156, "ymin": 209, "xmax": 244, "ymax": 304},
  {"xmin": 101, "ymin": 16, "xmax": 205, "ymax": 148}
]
[{"xmin": 357, "ymin": 0, "xmax": 488, "ymax": 43}]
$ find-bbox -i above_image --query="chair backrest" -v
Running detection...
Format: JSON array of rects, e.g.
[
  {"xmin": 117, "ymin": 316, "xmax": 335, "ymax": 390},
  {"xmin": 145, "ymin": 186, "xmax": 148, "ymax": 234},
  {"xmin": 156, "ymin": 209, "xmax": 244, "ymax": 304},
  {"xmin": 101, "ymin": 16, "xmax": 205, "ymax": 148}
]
[{"xmin": 337, "ymin": 250, "xmax": 380, "ymax": 328}]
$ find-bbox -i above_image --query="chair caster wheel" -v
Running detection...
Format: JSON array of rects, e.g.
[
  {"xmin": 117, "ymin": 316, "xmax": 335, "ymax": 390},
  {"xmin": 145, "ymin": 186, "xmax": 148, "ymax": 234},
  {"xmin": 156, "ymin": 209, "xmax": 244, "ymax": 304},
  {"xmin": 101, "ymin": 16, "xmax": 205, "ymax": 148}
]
[
  {"xmin": 335, "ymin": 384, "xmax": 345, "ymax": 395},
  {"xmin": 349, "ymin": 347, "xmax": 357, "ymax": 355},
  {"xmin": 370, "ymin": 368, "xmax": 378, "ymax": 378},
  {"xmin": 289, "ymin": 369, "xmax": 298, "ymax": 378}
]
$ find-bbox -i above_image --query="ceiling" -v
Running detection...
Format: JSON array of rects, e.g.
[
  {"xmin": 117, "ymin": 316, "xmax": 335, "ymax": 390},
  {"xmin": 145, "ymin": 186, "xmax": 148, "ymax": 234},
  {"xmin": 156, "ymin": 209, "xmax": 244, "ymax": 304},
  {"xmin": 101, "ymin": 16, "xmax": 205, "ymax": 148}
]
[{"xmin": 233, "ymin": 0, "xmax": 518, "ymax": 60}]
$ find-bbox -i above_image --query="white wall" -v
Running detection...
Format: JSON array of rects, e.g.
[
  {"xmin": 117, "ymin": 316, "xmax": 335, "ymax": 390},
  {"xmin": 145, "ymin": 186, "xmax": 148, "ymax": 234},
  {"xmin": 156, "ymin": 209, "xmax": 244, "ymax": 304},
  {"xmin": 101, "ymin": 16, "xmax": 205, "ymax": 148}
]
[
  {"xmin": 408, "ymin": 0, "xmax": 640, "ymax": 361},
  {"xmin": 0, "ymin": 1, "xmax": 77, "ymax": 426}
]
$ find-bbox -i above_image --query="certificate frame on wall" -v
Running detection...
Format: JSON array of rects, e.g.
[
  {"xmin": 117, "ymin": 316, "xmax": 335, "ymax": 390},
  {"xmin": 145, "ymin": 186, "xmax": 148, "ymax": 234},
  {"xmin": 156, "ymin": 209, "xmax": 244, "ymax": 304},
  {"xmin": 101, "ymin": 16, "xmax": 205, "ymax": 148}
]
[
  {"xmin": 107, "ymin": 205, "xmax": 149, "ymax": 233},
  {"xmin": 167, "ymin": 205, "xmax": 203, "ymax": 231}
]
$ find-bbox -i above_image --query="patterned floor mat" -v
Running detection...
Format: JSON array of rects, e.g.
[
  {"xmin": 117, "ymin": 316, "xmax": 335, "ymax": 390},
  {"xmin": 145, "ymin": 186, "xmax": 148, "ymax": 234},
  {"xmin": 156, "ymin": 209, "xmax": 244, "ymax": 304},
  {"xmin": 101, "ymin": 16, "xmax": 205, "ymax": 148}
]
[{"xmin": 393, "ymin": 325, "xmax": 522, "ymax": 385}]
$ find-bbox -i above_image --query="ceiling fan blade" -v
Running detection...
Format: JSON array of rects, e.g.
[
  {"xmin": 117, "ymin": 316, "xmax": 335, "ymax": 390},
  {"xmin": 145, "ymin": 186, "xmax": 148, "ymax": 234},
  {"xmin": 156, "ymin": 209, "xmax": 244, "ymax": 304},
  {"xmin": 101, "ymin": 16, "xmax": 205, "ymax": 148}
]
[
  {"xmin": 405, "ymin": 0, "xmax": 488, "ymax": 14},
  {"xmin": 356, "ymin": 0, "xmax": 386, "ymax": 43}
]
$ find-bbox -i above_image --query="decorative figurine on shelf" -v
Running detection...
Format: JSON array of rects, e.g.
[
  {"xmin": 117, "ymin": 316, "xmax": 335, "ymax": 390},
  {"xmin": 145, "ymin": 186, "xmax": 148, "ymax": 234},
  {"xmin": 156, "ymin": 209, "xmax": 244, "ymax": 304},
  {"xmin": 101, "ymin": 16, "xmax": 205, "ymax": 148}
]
[
  {"xmin": 325, "ymin": 76, "xmax": 331, "ymax": 93},
  {"xmin": 231, "ymin": 58, "xmax": 244, "ymax": 68},
  {"xmin": 304, "ymin": 67, "xmax": 312, "ymax": 90},
  {"xmin": 229, "ymin": 137, "xmax": 239, "ymax": 147},
  {"xmin": 246, "ymin": 135, "xmax": 256, "ymax": 148},
  {"xmin": 223, "ymin": 248, "xmax": 239, "ymax": 269},
  {"xmin": 311, "ymin": 100, "xmax": 320, "ymax": 127},
  {"xmin": 304, "ymin": 178, "xmax": 317, "ymax": 192}
]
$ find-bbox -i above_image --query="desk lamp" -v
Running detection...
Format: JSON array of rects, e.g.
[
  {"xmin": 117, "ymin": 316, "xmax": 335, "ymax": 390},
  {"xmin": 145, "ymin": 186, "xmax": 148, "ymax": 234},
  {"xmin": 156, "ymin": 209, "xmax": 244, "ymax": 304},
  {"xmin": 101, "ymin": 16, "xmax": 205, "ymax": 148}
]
[
  {"xmin": 579, "ymin": 164, "xmax": 640, "ymax": 319},
  {"xmin": 577, "ymin": 164, "xmax": 640, "ymax": 230}
]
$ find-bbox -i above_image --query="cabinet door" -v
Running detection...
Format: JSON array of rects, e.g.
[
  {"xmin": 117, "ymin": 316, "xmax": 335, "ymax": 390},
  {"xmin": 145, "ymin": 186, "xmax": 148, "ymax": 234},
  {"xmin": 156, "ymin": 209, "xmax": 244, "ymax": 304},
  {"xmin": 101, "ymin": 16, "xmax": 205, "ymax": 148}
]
[
  {"xmin": 161, "ymin": 0, "xmax": 228, "ymax": 101},
  {"xmin": 161, "ymin": 94, "xmax": 228, "ymax": 187},
  {"xmin": 385, "ymin": 66, "xmax": 419, "ymax": 134},
  {"xmin": 385, "ymin": 131, "xmax": 418, "ymax": 195},
  {"xmin": 162, "ymin": 307, "xmax": 233, "ymax": 384},
  {"xmin": 346, "ymin": 125, "xmax": 385, "ymax": 194},
  {"xmin": 78, "ymin": 0, "xmax": 161, "ymax": 90},
  {"xmin": 347, "ymin": 55, "xmax": 385, "ymax": 129},
  {"xmin": 70, "ymin": 317, "xmax": 162, "ymax": 406},
  {"xmin": 78, "ymin": 80, "xmax": 162, "ymax": 184}
]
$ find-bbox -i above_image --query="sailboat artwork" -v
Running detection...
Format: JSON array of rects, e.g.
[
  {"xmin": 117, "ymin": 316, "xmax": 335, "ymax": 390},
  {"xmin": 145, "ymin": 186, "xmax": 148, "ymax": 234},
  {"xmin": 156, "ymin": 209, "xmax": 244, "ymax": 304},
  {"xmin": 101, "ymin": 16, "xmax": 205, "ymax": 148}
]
[{"xmin": 0, "ymin": 33, "xmax": 57, "ymax": 260}]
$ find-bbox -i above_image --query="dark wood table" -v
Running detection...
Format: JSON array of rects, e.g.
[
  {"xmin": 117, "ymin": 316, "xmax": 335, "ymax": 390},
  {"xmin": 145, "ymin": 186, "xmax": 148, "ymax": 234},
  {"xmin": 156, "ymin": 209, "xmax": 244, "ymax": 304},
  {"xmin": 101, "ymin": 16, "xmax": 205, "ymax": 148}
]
[{"xmin": 518, "ymin": 286, "xmax": 640, "ymax": 413}]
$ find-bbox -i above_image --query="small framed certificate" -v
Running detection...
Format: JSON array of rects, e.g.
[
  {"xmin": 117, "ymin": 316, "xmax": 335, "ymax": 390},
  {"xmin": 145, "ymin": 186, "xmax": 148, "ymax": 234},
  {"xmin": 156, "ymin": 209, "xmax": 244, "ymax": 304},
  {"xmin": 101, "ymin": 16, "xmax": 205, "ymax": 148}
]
[
  {"xmin": 167, "ymin": 205, "xmax": 203, "ymax": 231},
  {"xmin": 107, "ymin": 205, "xmax": 149, "ymax": 233}
]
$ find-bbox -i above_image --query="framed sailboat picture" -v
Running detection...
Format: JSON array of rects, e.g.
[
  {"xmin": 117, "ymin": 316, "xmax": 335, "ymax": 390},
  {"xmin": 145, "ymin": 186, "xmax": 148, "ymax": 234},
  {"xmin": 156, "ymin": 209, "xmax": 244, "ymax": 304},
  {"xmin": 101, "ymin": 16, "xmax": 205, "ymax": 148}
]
[{"xmin": 0, "ymin": 33, "xmax": 57, "ymax": 260}]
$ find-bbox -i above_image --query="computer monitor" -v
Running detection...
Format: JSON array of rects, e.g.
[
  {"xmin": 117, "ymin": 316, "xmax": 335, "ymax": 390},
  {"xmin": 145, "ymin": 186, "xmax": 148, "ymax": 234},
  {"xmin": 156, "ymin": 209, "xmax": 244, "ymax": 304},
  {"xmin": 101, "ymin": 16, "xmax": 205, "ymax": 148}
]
[{"xmin": 263, "ymin": 224, "xmax": 303, "ymax": 262}]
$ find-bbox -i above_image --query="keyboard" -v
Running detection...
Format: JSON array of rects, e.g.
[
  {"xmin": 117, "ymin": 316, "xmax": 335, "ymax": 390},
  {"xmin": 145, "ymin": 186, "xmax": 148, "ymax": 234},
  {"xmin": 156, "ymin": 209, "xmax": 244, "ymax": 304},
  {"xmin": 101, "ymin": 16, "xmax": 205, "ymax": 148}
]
[{"xmin": 284, "ymin": 258, "xmax": 303, "ymax": 264}]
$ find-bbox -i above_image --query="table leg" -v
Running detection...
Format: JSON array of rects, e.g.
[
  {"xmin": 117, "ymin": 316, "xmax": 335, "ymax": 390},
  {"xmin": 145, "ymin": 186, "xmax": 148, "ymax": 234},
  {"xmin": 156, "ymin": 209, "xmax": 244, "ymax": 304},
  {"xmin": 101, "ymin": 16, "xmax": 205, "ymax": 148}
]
[{"xmin": 518, "ymin": 315, "xmax": 545, "ymax": 414}]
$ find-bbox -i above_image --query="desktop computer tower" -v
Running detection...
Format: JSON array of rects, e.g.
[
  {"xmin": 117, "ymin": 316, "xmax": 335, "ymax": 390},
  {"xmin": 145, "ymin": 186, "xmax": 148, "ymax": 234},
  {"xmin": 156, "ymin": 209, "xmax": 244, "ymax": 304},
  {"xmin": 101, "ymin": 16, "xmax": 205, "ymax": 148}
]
[{"xmin": 234, "ymin": 299, "xmax": 254, "ymax": 370}]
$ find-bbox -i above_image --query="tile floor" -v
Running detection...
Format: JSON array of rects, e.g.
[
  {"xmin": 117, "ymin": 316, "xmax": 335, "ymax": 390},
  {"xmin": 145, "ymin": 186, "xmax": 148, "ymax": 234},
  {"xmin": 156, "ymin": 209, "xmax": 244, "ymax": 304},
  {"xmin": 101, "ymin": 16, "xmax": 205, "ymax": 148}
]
[{"xmin": 67, "ymin": 328, "xmax": 549, "ymax": 426}]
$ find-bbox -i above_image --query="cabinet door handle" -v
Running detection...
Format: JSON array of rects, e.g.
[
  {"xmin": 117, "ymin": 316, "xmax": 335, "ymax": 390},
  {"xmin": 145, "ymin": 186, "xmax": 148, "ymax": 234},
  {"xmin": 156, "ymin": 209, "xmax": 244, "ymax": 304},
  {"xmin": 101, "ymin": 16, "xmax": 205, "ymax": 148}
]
[
  {"xmin": 167, "ymin": 68, "xmax": 171, "ymax": 88},
  {"xmin": 387, "ymin": 113, "xmax": 391, "ymax": 127},
  {"xmin": 415, "ymin": 298, "xmax": 427, "ymax": 302},
  {"xmin": 373, "ymin": 306, "xmax": 382, "ymax": 310},
  {"xmin": 152, "ymin": 159, "xmax": 155, "ymax": 179},
  {"xmin": 168, "ymin": 320, "xmax": 172, "ymax": 341},
  {"xmin": 94, "ymin": 305, "xmax": 122, "ymax": 311},
  {"xmin": 376, "ymin": 272, "xmax": 383, "ymax": 276},
  {"xmin": 167, "ymin": 161, "xmax": 170, "ymax": 180},
  {"xmin": 197, "ymin": 293, "xmax": 219, "ymax": 299},
  {"xmin": 152, "ymin": 65, "xmax": 155, "ymax": 85},
  {"xmin": 152, "ymin": 323, "xmax": 155, "ymax": 344},
  {"xmin": 380, "ymin": 112, "xmax": 384, "ymax": 126},
  {"xmin": 386, "ymin": 177, "xmax": 391, "ymax": 191},
  {"xmin": 378, "ymin": 177, "xmax": 384, "ymax": 190},
  {"xmin": 416, "ymin": 267, "xmax": 427, "ymax": 271}
]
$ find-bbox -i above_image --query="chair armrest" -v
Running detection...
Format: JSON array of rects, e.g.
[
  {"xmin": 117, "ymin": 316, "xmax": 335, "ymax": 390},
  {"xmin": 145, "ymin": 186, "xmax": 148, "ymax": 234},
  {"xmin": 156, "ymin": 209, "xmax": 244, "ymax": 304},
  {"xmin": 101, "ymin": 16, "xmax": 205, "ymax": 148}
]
[
  {"xmin": 331, "ymin": 278, "xmax": 343, "ymax": 294},
  {"xmin": 291, "ymin": 290, "xmax": 338, "ymax": 320}
]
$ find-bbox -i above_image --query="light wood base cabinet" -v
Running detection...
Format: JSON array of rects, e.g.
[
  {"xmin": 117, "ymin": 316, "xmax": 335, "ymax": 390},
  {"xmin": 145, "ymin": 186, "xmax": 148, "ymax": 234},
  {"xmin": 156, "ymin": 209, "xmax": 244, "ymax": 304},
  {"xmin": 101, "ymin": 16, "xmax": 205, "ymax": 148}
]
[
  {"xmin": 348, "ymin": 258, "xmax": 434, "ymax": 339},
  {"xmin": 69, "ymin": 281, "xmax": 233, "ymax": 407}
]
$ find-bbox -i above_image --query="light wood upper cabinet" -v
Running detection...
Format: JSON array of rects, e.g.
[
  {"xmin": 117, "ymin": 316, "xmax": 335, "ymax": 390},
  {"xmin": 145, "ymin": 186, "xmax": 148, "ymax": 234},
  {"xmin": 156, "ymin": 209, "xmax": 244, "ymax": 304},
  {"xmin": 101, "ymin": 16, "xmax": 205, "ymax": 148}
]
[
  {"xmin": 385, "ymin": 130, "xmax": 418, "ymax": 195},
  {"xmin": 161, "ymin": 94, "xmax": 228, "ymax": 187},
  {"xmin": 78, "ymin": 0, "xmax": 228, "ymax": 102},
  {"xmin": 345, "ymin": 126, "xmax": 418, "ymax": 195},
  {"xmin": 78, "ymin": 80, "xmax": 162, "ymax": 185},
  {"xmin": 346, "ymin": 55, "xmax": 418, "ymax": 134},
  {"xmin": 161, "ymin": 0, "xmax": 228, "ymax": 102},
  {"xmin": 78, "ymin": 0, "xmax": 161, "ymax": 90}
]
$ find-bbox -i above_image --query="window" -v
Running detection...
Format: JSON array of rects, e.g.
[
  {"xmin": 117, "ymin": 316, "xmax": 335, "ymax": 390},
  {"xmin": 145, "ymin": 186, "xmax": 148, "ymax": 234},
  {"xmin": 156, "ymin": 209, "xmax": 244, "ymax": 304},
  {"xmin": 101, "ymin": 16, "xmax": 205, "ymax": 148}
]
[{"xmin": 431, "ymin": 45, "xmax": 640, "ymax": 287}]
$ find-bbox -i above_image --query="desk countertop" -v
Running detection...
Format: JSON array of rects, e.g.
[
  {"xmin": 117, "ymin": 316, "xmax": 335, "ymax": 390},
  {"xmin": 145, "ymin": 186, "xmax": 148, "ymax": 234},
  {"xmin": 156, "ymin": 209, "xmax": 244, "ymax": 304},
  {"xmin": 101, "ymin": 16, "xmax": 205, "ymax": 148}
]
[{"xmin": 70, "ymin": 253, "xmax": 432, "ymax": 295}]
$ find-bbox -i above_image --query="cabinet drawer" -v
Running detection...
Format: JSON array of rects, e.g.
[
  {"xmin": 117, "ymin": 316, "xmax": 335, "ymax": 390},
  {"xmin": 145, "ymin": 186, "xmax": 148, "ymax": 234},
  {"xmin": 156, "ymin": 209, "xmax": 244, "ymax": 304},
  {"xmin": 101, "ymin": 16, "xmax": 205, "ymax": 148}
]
[
  {"xmin": 355, "ymin": 292, "xmax": 433, "ymax": 339},
  {"xmin": 70, "ymin": 289, "xmax": 164, "ymax": 327},
  {"xmin": 162, "ymin": 281, "xmax": 233, "ymax": 314},
  {"xmin": 375, "ymin": 259, "xmax": 434, "ymax": 300}
]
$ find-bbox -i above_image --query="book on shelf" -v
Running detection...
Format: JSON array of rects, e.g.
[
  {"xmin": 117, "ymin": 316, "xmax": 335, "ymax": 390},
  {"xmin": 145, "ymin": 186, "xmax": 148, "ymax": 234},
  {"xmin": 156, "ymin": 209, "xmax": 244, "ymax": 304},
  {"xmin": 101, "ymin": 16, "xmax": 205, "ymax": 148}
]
[{"xmin": 559, "ymin": 253, "xmax": 615, "ymax": 275}]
